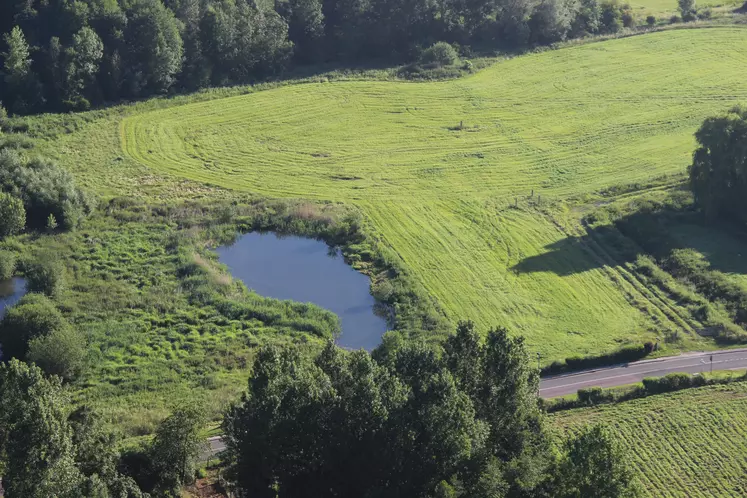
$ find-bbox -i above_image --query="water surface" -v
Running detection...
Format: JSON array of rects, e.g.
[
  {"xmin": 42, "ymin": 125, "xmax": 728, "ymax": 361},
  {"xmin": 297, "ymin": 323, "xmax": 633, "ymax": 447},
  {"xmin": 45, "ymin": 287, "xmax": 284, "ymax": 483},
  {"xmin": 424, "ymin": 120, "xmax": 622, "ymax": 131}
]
[
  {"xmin": 217, "ymin": 233, "xmax": 388, "ymax": 350},
  {"xmin": 0, "ymin": 278, "xmax": 26, "ymax": 320}
]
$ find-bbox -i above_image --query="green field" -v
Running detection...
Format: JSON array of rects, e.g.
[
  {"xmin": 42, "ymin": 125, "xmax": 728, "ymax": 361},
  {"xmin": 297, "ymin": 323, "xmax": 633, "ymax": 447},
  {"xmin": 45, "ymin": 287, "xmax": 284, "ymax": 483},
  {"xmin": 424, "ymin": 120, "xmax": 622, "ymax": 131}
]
[
  {"xmin": 628, "ymin": 0, "xmax": 742, "ymax": 17},
  {"xmin": 552, "ymin": 382, "xmax": 747, "ymax": 496},
  {"xmin": 39, "ymin": 27, "xmax": 747, "ymax": 360}
]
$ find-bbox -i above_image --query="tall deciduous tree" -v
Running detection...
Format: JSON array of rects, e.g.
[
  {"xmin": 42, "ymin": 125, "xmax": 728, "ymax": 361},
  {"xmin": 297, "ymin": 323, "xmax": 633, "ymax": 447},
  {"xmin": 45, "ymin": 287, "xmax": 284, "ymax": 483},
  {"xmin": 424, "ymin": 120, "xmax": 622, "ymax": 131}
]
[
  {"xmin": 689, "ymin": 107, "xmax": 747, "ymax": 223},
  {"xmin": 0, "ymin": 360, "xmax": 81, "ymax": 497},
  {"xmin": 555, "ymin": 425, "xmax": 641, "ymax": 498},
  {"xmin": 123, "ymin": 0, "xmax": 183, "ymax": 96},
  {"xmin": 150, "ymin": 406, "xmax": 206, "ymax": 496}
]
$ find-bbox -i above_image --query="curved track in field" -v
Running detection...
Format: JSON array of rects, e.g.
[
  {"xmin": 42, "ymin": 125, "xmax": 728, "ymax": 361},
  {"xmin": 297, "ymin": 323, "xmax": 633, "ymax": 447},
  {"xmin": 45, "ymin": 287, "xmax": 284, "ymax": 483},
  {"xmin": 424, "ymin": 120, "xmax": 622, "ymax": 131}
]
[{"xmin": 120, "ymin": 28, "xmax": 747, "ymax": 357}]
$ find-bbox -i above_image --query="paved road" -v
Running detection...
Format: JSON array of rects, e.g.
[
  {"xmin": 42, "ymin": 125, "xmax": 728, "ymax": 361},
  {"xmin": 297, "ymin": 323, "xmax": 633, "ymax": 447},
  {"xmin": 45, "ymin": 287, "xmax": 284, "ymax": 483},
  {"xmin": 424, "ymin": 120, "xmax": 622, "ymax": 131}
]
[{"xmin": 540, "ymin": 348, "xmax": 747, "ymax": 398}]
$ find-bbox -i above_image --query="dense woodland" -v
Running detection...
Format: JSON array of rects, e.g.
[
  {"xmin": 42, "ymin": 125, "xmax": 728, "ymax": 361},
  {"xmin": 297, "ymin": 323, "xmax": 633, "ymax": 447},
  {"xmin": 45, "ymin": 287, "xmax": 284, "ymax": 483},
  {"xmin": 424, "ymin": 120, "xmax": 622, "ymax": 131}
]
[{"xmin": 0, "ymin": 0, "xmax": 634, "ymax": 114}]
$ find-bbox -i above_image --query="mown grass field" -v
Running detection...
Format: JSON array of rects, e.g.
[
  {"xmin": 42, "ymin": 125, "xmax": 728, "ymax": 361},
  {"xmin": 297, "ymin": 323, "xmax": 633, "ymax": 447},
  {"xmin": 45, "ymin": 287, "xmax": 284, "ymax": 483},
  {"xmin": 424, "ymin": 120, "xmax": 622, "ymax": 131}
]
[
  {"xmin": 628, "ymin": 0, "xmax": 742, "ymax": 17},
  {"xmin": 552, "ymin": 382, "xmax": 747, "ymax": 496},
  {"xmin": 37, "ymin": 27, "xmax": 747, "ymax": 360}
]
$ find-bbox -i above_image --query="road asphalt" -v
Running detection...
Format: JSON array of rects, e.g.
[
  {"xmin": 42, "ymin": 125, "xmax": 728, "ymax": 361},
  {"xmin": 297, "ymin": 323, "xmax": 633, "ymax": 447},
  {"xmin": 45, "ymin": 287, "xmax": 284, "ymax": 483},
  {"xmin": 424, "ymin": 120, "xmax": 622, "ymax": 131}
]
[{"xmin": 539, "ymin": 348, "xmax": 747, "ymax": 398}]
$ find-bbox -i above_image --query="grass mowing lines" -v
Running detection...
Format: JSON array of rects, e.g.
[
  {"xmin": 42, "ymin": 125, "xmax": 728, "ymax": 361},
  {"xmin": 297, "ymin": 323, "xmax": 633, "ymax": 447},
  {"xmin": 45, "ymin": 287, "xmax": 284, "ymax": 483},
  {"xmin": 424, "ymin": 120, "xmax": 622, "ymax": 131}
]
[
  {"xmin": 52, "ymin": 28, "xmax": 747, "ymax": 358},
  {"xmin": 552, "ymin": 382, "xmax": 747, "ymax": 497}
]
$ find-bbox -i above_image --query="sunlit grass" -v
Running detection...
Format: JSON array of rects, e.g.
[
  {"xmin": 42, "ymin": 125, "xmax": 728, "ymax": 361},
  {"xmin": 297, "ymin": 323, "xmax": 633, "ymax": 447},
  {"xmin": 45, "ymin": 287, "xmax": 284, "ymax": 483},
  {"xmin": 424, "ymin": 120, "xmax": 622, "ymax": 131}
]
[
  {"xmin": 38, "ymin": 27, "xmax": 747, "ymax": 359},
  {"xmin": 553, "ymin": 381, "xmax": 747, "ymax": 497}
]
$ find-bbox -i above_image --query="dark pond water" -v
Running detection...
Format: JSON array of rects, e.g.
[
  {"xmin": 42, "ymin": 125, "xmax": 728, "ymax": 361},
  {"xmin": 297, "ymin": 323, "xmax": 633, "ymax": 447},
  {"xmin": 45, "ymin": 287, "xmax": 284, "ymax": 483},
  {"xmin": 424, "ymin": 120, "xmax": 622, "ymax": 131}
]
[
  {"xmin": 0, "ymin": 278, "xmax": 26, "ymax": 320},
  {"xmin": 216, "ymin": 233, "xmax": 388, "ymax": 350},
  {"xmin": 0, "ymin": 278, "xmax": 27, "ymax": 359}
]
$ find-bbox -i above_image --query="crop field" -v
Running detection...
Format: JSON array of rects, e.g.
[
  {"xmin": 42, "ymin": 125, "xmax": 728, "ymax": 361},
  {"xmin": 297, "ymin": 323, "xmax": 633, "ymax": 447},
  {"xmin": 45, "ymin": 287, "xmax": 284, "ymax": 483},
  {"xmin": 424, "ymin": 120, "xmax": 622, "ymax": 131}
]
[
  {"xmin": 552, "ymin": 382, "xmax": 747, "ymax": 496},
  {"xmin": 40, "ymin": 27, "xmax": 747, "ymax": 360}
]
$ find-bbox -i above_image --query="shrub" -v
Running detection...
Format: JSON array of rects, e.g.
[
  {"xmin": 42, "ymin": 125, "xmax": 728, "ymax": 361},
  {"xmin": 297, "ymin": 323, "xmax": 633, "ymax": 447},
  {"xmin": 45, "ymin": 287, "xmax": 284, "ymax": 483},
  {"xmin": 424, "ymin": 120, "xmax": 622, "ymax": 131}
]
[
  {"xmin": 621, "ymin": 10, "xmax": 635, "ymax": 27},
  {"xmin": 27, "ymin": 326, "xmax": 86, "ymax": 381},
  {"xmin": 0, "ymin": 250, "xmax": 17, "ymax": 280},
  {"xmin": 0, "ymin": 192, "xmax": 26, "ymax": 237},
  {"xmin": 420, "ymin": 42, "xmax": 459, "ymax": 67},
  {"xmin": 577, "ymin": 387, "xmax": 614, "ymax": 405},
  {"xmin": 642, "ymin": 372, "xmax": 707, "ymax": 394},
  {"xmin": 0, "ymin": 149, "xmax": 91, "ymax": 230},
  {"xmin": 670, "ymin": 14, "xmax": 680, "ymax": 23},
  {"xmin": 26, "ymin": 253, "xmax": 66, "ymax": 297},
  {"xmin": 697, "ymin": 7, "xmax": 711, "ymax": 19},
  {"xmin": 542, "ymin": 342, "xmax": 655, "ymax": 376},
  {"xmin": 646, "ymin": 15, "xmax": 656, "ymax": 25},
  {"xmin": 0, "ymin": 293, "xmax": 68, "ymax": 359}
]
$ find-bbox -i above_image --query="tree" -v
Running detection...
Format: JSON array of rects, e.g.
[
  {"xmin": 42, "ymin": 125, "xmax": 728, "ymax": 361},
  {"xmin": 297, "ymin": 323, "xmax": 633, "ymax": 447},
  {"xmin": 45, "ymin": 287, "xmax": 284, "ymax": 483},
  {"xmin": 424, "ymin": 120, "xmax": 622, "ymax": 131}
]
[
  {"xmin": 0, "ymin": 250, "xmax": 16, "ymax": 280},
  {"xmin": 123, "ymin": 0, "xmax": 183, "ymax": 95},
  {"xmin": 276, "ymin": 0, "xmax": 326, "ymax": 62},
  {"xmin": 0, "ymin": 149, "xmax": 92, "ymax": 230},
  {"xmin": 226, "ymin": 331, "xmax": 634, "ymax": 498},
  {"xmin": 0, "ymin": 293, "xmax": 68, "ymax": 360},
  {"xmin": 0, "ymin": 360, "xmax": 81, "ymax": 497},
  {"xmin": 27, "ymin": 326, "xmax": 87, "ymax": 381},
  {"xmin": 26, "ymin": 252, "xmax": 66, "ymax": 297},
  {"xmin": 150, "ymin": 407, "xmax": 206, "ymax": 496},
  {"xmin": 689, "ymin": 107, "xmax": 747, "ymax": 223},
  {"xmin": 2, "ymin": 26, "xmax": 31, "ymax": 89},
  {"xmin": 420, "ymin": 42, "xmax": 459, "ymax": 67},
  {"xmin": 555, "ymin": 425, "xmax": 641, "ymax": 498},
  {"xmin": 64, "ymin": 26, "xmax": 104, "ymax": 108},
  {"xmin": 678, "ymin": 0, "xmax": 696, "ymax": 18},
  {"xmin": 529, "ymin": 0, "xmax": 578, "ymax": 44},
  {"xmin": 1, "ymin": 25, "xmax": 43, "ymax": 113},
  {"xmin": 0, "ymin": 191, "xmax": 25, "ymax": 236}
]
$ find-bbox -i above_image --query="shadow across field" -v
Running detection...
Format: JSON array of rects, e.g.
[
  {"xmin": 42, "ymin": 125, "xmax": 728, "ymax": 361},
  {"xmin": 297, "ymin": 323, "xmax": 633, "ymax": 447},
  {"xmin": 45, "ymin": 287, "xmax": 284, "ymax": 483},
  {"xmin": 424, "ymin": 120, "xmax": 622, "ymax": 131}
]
[{"xmin": 511, "ymin": 225, "xmax": 638, "ymax": 276}]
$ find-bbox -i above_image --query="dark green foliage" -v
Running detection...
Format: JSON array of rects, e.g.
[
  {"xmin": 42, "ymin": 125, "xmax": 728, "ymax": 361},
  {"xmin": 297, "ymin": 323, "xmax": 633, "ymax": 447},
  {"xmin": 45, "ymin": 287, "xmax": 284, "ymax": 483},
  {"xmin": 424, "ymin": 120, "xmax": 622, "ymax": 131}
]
[
  {"xmin": 27, "ymin": 326, "xmax": 87, "ymax": 381},
  {"xmin": 0, "ymin": 149, "xmax": 91, "ymax": 230},
  {"xmin": 0, "ymin": 0, "xmax": 643, "ymax": 115},
  {"xmin": 26, "ymin": 252, "xmax": 66, "ymax": 296},
  {"xmin": 577, "ymin": 387, "xmax": 614, "ymax": 405},
  {"xmin": 0, "ymin": 250, "xmax": 16, "ymax": 280},
  {"xmin": 646, "ymin": 15, "xmax": 656, "ymax": 25},
  {"xmin": 149, "ymin": 407, "xmax": 206, "ymax": 496},
  {"xmin": 0, "ymin": 360, "xmax": 81, "ymax": 497},
  {"xmin": 0, "ymin": 293, "xmax": 68, "ymax": 360},
  {"xmin": 123, "ymin": 0, "xmax": 184, "ymax": 96},
  {"xmin": 420, "ymin": 42, "xmax": 459, "ymax": 67},
  {"xmin": 689, "ymin": 107, "xmax": 747, "ymax": 224},
  {"xmin": 542, "ymin": 343, "xmax": 655, "ymax": 376},
  {"xmin": 223, "ymin": 325, "xmax": 634, "ymax": 498},
  {"xmin": 554, "ymin": 425, "xmax": 641, "ymax": 498},
  {"xmin": 0, "ymin": 191, "xmax": 25, "ymax": 237},
  {"xmin": 0, "ymin": 362, "xmax": 146, "ymax": 497},
  {"xmin": 641, "ymin": 372, "xmax": 707, "ymax": 394}
]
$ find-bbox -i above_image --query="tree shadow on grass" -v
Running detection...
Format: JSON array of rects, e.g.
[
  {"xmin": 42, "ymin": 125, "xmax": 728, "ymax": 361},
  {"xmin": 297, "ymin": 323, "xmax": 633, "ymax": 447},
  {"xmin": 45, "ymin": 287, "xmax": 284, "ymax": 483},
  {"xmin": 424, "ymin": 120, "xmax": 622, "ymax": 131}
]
[{"xmin": 510, "ymin": 224, "xmax": 644, "ymax": 277}]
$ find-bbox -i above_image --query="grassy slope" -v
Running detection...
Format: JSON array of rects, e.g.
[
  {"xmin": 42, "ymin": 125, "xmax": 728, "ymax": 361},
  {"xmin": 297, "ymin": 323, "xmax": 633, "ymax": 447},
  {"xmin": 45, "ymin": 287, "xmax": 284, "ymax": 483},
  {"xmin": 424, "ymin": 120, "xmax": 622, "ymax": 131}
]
[
  {"xmin": 552, "ymin": 382, "xmax": 747, "ymax": 497},
  {"xmin": 38, "ymin": 27, "xmax": 747, "ymax": 359},
  {"xmin": 628, "ymin": 0, "xmax": 742, "ymax": 17}
]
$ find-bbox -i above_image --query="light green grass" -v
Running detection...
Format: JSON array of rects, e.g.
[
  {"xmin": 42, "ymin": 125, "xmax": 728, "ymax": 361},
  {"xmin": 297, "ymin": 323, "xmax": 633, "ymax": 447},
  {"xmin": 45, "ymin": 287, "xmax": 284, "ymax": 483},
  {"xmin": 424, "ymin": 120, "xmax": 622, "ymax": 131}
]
[
  {"xmin": 629, "ymin": 0, "xmax": 742, "ymax": 18},
  {"xmin": 552, "ymin": 381, "xmax": 747, "ymax": 496},
  {"xmin": 38, "ymin": 27, "xmax": 747, "ymax": 359}
]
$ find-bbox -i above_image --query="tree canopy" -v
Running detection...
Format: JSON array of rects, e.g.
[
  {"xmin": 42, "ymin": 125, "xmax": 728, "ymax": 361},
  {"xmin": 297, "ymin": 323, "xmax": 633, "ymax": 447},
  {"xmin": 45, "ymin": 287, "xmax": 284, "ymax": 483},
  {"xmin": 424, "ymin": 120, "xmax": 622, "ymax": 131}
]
[
  {"xmin": 222, "ymin": 322, "xmax": 640, "ymax": 497},
  {"xmin": 0, "ymin": 0, "xmax": 630, "ymax": 114},
  {"xmin": 689, "ymin": 107, "xmax": 747, "ymax": 224}
]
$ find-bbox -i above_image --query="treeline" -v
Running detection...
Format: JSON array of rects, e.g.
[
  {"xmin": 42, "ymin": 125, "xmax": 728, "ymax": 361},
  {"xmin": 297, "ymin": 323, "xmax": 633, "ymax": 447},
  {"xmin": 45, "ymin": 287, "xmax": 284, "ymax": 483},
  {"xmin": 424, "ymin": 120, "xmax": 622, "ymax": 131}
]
[
  {"xmin": 1, "ymin": 0, "xmax": 635, "ymax": 114},
  {"xmin": 221, "ymin": 321, "xmax": 641, "ymax": 497}
]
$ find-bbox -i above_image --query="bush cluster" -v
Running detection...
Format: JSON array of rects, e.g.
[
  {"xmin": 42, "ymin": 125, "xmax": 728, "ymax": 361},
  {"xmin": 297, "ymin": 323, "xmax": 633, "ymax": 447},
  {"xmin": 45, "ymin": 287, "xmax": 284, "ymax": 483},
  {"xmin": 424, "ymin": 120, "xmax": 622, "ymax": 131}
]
[
  {"xmin": 0, "ymin": 149, "xmax": 92, "ymax": 231},
  {"xmin": 547, "ymin": 371, "xmax": 744, "ymax": 412},
  {"xmin": 542, "ymin": 342, "xmax": 656, "ymax": 376}
]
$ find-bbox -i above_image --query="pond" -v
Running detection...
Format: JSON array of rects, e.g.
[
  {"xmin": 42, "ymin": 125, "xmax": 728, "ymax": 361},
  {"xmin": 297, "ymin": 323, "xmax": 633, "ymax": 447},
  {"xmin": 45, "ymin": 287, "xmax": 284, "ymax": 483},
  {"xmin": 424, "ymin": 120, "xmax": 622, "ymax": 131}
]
[
  {"xmin": 0, "ymin": 278, "xmax": 26, "ymax": 320},
  {"xmin": 0, "ymin": 278, "xmax": 27, "ymax": 359},
  {"xmin": 216, "ymin": 233, "xmax": 388, "ymax": 350}
]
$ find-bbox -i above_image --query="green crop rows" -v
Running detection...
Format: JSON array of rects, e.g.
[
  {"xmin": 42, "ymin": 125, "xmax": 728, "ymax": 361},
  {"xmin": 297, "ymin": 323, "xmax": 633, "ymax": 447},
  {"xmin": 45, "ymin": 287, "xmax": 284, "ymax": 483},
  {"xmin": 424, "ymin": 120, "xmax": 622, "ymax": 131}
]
[
  {"xmin": 39, "ymin": 27, "xmax": 747, "ymax": 360},
  {"xmin": 552, "ymin": 382, "xmax": 747, "ymax": 497}
]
